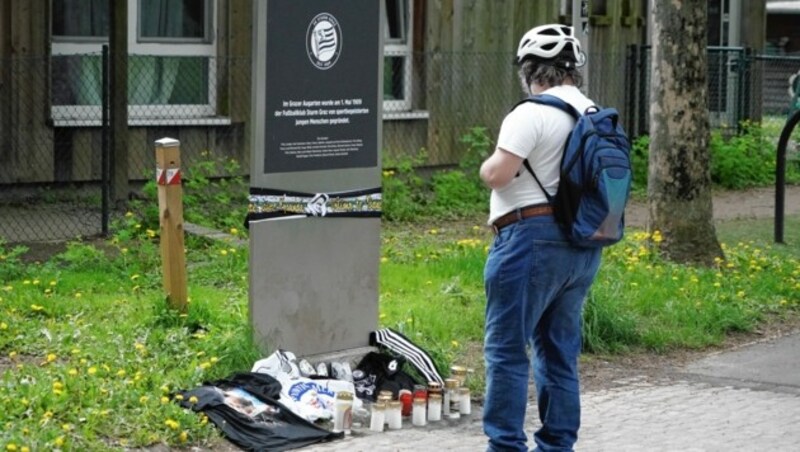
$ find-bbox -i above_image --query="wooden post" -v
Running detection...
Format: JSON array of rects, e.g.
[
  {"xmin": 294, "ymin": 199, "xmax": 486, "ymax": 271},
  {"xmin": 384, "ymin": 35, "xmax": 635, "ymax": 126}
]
[{"xmin": 155, "ymin": 138, "xmax": 188, "ymax": 312}]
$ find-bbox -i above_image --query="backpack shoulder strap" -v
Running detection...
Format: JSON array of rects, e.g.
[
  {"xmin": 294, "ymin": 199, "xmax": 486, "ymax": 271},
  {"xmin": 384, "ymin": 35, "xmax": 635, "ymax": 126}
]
[
  {"xmin": 518, "ymin": 94, "xmax": 582, "ymax": 121},
  {"xmin": 513, "ymin": 94, "xmax": 579, "ymax": 203},
  {"xmin": 522, "ymin": 159, "xmax": 554, "ymax": 204}
]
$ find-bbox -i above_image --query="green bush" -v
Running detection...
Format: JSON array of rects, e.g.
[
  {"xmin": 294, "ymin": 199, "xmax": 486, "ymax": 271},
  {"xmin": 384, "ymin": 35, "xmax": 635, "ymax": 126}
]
[
  {"xmin": 626, "ymin": 121, "xmax": 800, "ymax": 192},
  {"xmin": 710, "ymin": 121, "xmax": 776, "ymax": 189},
  {"xmin": 382, "ymin": 150, "xmax": 429, "ymax": 221},
  {"xmin": 122, "ymin": 155, "xmax": 248, "ymax": 238},
  {"xmin": 430, "ymin": 170, "xmax": 486, "ymax": 217},
  {"xmin": 382, "ymin": 127, "xmax": 492, "ymax": 221},
  {"xmin": 630, "ymin": 135, "xmax": 650, "ymax": 195}
]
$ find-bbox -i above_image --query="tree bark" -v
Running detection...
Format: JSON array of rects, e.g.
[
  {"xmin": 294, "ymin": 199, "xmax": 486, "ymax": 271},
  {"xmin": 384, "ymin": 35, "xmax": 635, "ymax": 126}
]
[{"xmin": 648, "ymin": 0, "xmax": 723, "ymax": 265}]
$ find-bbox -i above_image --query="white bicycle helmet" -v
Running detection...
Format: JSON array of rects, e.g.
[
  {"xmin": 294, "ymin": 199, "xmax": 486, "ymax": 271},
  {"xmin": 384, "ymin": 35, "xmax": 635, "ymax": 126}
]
[{"xmin": 516, "ymin": 24, "xmax": 586, "ymax": 68}]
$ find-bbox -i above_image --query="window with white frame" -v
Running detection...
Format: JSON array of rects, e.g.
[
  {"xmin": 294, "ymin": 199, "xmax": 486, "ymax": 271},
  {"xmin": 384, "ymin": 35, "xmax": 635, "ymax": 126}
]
[
  {"xmin": 383, "ymin": 0, "xmax": 413, "ymax": 112},
  {"xmin": 51, "ymin": 0, "xmax": 217, "ymax": 122}
]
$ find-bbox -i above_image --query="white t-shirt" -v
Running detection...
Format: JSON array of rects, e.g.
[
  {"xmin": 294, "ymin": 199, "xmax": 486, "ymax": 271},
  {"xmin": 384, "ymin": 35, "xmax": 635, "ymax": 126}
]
[{"xmin": 488, "ymin": 85, "xmax": 595, "ymax": 225}]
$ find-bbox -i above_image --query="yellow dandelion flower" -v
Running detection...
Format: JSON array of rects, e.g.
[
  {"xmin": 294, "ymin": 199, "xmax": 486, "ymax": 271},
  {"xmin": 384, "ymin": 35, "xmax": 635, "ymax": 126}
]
[
  {"xmin": 451, "ymin": 340, "xmax": 459, "ymax": 347},
  {"xmin": 165, "ymin": 419, "xmax": 180, "ymax": 430},
  {"xmin": 121, "ymin": 248, "xmax": 128, "ymax": 254},
  {"xmin": 379, "ymin": 313, "xmax": 387, "ymax": 320},
  {"xmin": 116, "ymin": 369, "xmax": 126, "ymax": 377},
  {"xmin": 53, "ymin": 381, "xmax": 63, "ymax": 390},
  {"xmin": 61, "ymin": 423, "xmax": 71, "ymax": 432},
  {"xmin": 161, "ymin": 396, "xmax": 170, "ymax": 404},
  {"xmin": 6, "ymin": 444, "xmax": 18, "ymax": 451},
  {"xmin": 174, "ymin": 394, "xmax": 184, "ymax": 401},
  {"xmin": 219, "ymin": 249, "xmax": 228, "ymax": 256},
  {"xmin": 160, "ymin": 384, "xmax": 170, "ymax": 393},
  {"xmin": 30, "ymin": 304, "xmax": 44, "ymax": 312},
  {"xmin": 230, "ymin": 228, "xmax": 239, "ymax": 235},
  {"xmin": 428, "ymin": 229, "xmax": 438, "ymax": 235},
  {"xmin": 139, "ymin": 396, "xmax": 149, "ymax": 404},
  {"xmin": 134, "ymin": 342, "xmax": 145, "ymax": 351},
  {"xmin": 130, "ymin": 274, "xmax": 140, "ymax": 281},
  {"xmin": 146, "ymin": 229, "xmax": 156, "ymax": 238},
  {"xmin": 32, "ymin": 280, "xmax": 40, "ymax": 285},
  {"xmin": 49, "ymin": 281, "xmax": 57, "ymax": 286},
  {"xmin": 135, "ymin": 224, "xmax": 142, "ymax": 229},
  {"xmin": 210, "ymin": 357, "xmax": 219, "ymax": 364},
  {"xmin": 0, "ymin": 323, "xmax": 7, "ymax": 330},
  {"xmin": 8, "ymin": 351, "xmax": 16, "ymax": 359},
  {"xmin": 46, "ymin": 353, "xmax": 57, "ymax": 363},
  {"xmin": 21, "ymin": 447, "xmax": 29, "ymax": 452},
  {"xmin": 380, "ymin": 257, "xmax": 388, "ymax": 263},
  {"xmin": 189, "ymin": 396, "xmax": 199, "ymax": 404},
  {"xmin": 68, "ymin": 368, "xmax": 78, "ymax": 376},
  {"xmin": 199, "ymin": 361, "xmax": 211, "ymax": 370},
  {"xmin": 54, "ymin": 437, "xmax": 65, "ymax": 447},
  {"xmin": 3, "ymin": 286, "xmax": 12, "ymax": 291},
  {"xmin": 23, "ymin": 280, "xmax": 31, "ymax": 285},
  {"xmin": 125, "ymin": 211, "xmax": 134, "ymax": 217},
  {"xmin": 88, "ymin": 367, "xmax": 97, "ymax": 375},
  {"xmin": 74, "ymin": 293, "xmax": 82, "ymax": 298},
  {"xmin": 179, "ymin": 431, "xmax": 188, "ymax": 443}
]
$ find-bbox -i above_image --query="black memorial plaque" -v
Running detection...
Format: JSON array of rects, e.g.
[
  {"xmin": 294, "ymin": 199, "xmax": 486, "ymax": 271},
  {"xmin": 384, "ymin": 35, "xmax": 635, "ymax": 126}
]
[{"xmin": 263, "ymin": 0, "xmax": 380, "ymax": 174}]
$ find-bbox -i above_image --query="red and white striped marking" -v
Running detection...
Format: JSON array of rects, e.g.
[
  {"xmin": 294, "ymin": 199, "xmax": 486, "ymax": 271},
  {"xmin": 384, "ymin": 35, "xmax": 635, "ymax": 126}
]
[
  {"xmin": 166, "ymin": 168, "xmax": 181, "ymax": 185},
  {"xmin": 156, "ymin": 167, "xmax": 181, "ymax": 185}
]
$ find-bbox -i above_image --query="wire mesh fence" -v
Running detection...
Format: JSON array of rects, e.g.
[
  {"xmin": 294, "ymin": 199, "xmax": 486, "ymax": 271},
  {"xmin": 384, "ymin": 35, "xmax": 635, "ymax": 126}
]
[
  {"xmin": 1, "ymin": 54, "xmax": 107, "ymax": 243},
  {"xmin": 2, "ymin": 49, "xmax": 800, "ymax": 244},
  {"xmin": 624, "ymin": 47, "xmax": 800, "ymax": 137}
]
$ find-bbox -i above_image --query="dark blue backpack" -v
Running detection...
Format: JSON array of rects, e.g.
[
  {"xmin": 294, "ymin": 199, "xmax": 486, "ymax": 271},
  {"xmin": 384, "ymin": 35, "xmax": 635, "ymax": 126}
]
[{"xmin": 519, "ymin": 94, "xmax": 632, "ymax": 248}]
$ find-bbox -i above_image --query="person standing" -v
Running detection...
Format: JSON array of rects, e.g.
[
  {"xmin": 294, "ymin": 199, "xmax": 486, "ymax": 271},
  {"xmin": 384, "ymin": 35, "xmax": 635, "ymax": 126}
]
[{"xmin": 479, "ymin": 24, "xmax": 601, "ymax": 452}]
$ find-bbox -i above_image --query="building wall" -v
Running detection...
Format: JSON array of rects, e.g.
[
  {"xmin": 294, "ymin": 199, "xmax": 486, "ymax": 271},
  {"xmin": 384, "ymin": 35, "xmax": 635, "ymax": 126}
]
[{"xmin": 418, "ymin": 0, "xmax": 561, "ymax": 165}]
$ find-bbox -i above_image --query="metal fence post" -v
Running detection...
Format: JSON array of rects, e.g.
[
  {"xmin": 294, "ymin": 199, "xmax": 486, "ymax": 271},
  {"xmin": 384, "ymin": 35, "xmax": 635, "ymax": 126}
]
[
  {"xmin": 624, "ymin": 44, "xmax": 637, "ymax": 135},
  {"xmin": 155, "ymin": 138, "xmax": 188, "ymax": 312},
  {"xmin": 636, "ymin": 45, "xmax": 649, "ymax": 137},
  {"xmin": 775, "ymin": 110, "xmax": 800, "ymax": 244},
  {"xmin": 101, "ymin": 45, "xmax": 110, "ymax": 236}
]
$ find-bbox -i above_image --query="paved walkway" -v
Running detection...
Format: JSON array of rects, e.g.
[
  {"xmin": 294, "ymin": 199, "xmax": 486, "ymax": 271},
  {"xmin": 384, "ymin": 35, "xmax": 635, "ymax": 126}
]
[{"xmin": 306, "ymin": 332, "xmax": 800, "ymax": 451}]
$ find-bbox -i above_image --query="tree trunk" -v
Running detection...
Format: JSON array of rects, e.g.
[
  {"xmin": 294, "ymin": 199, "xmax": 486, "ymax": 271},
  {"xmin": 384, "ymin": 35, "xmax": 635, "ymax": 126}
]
[{"xmin": 648, "ymin": 0, "xmax": 723, "ymax": 265}]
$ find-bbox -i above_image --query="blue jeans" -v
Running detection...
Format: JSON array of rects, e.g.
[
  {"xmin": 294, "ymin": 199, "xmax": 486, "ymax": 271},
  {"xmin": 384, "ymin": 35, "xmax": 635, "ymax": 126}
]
[{"xmin": 483, "ymin": 215, "xmax": 601, "ymax": 452}]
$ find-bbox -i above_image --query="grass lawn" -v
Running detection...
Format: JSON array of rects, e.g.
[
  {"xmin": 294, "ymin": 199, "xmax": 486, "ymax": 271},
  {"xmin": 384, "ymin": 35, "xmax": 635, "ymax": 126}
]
[{"xmin": 1, "ymin": 213, "xmax": 798, "ymax": 450}]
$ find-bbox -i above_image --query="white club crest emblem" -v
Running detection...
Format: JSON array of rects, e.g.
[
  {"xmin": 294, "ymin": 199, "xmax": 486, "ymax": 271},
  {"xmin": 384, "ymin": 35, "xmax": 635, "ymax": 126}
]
[{"xmin": 306, "ymin": 13, "xmax": 342, "ymax": 70}]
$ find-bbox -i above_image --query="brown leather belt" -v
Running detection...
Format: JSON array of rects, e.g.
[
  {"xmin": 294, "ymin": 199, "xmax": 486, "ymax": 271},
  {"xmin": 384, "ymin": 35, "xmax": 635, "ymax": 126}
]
[{"xmin": 492, "ymin": 204, "xmax": 553, "ymax": 233}]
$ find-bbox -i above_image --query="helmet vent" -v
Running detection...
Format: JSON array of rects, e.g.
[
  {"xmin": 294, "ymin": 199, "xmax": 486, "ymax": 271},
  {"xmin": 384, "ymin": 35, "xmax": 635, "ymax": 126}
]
[{"xmin": 539, "ymin": 28, "xmax": 560, "ymax": 36}]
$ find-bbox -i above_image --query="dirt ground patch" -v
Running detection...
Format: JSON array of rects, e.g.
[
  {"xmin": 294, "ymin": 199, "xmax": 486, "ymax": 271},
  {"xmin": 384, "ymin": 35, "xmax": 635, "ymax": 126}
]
[{"xmin": 624, "ymin": 185, "xmax": 800, "ymax": 228}]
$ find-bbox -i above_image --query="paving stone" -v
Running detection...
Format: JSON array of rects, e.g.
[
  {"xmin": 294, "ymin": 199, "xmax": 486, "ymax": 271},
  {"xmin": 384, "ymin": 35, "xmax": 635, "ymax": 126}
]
[{"xmin": 306, "ymin": 377, "xmax": 800, "ymax": 451}]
